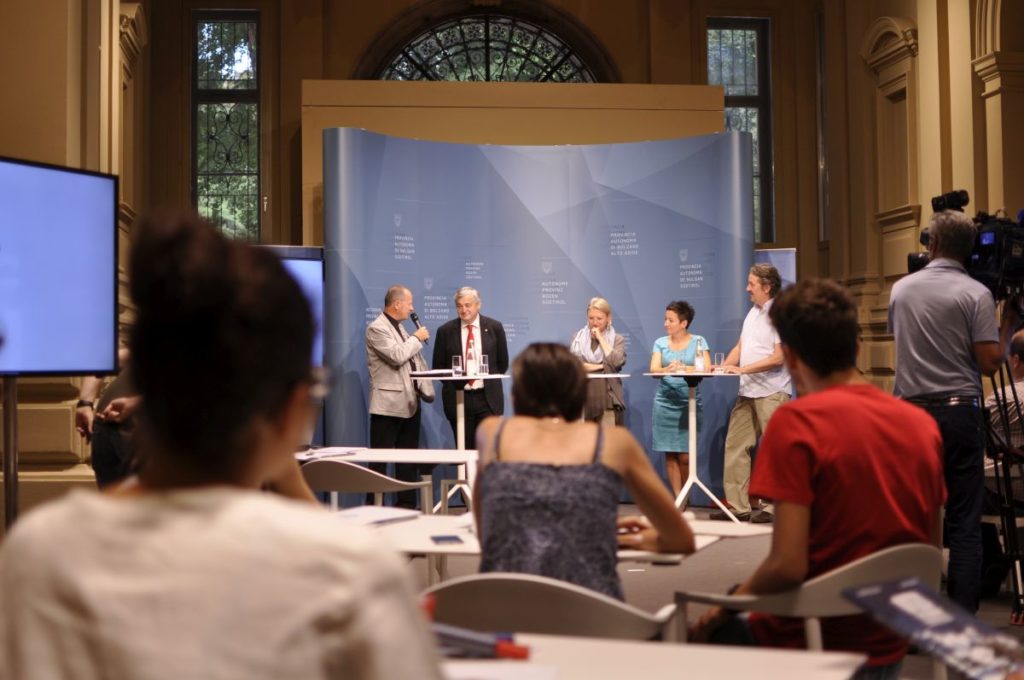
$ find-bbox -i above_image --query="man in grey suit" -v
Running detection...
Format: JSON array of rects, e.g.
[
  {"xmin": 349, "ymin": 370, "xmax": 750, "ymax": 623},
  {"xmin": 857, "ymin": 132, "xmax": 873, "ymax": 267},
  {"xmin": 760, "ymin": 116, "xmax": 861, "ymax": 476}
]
[{"xmin": 366, "ymin": 284, "xmax": 434, "ymax": 507}]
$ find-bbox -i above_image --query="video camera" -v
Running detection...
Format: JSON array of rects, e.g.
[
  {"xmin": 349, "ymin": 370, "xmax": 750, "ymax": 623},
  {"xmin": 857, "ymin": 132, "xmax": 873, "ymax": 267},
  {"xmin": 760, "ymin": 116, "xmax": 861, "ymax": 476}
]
[{"xmin": 908, "ymin": 190, "xmax": 1024, "ymax": 300}]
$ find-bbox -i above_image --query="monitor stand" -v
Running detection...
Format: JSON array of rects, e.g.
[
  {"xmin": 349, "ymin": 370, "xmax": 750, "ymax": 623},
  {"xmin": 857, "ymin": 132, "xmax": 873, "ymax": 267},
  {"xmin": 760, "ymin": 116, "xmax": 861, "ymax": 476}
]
[{"xmin": 3, "ymin": 376, "xmax": 18, "ymax": 528}]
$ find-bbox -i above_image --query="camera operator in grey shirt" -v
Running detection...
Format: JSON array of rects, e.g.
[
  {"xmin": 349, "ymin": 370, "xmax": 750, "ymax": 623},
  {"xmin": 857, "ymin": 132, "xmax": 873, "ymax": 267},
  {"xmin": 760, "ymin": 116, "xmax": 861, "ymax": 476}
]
[{"xmin": 889, "ymin": 209, "xmax": 1018, "ymax": 613}]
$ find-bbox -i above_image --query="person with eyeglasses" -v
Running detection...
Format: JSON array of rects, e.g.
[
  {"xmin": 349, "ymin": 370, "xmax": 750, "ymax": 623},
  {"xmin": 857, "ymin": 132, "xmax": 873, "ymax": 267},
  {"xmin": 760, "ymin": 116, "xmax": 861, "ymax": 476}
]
[{"xmin": 0, "ymin": 212, "xmax": 443, "ymax": 679}]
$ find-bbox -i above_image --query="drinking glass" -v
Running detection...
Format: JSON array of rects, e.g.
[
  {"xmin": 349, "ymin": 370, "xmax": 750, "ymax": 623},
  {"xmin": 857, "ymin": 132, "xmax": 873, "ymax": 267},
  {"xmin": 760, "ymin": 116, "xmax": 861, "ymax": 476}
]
[
  {"xmin": 451, "ymin": 356, "xmax": 463, "ymax": 377},
  {"xmin": 479, "ymin": 355, "xmax": 490, "ymax": 375},
  {"xmin": 714, "ymin": 352, "xmax": 725, "ymax": 373}
]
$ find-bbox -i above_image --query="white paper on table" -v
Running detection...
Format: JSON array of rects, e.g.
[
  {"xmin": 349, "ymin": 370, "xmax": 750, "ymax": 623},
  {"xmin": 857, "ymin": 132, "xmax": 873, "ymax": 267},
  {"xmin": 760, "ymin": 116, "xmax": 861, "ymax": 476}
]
[
  {"xmin": 694, "ymin": 535, "xmax": 719, "ymax": 550},
  {"xmin": 412, "ymin": 369, "xmax": 455, "ymax": 376},
  {"xmin": 294, "ymin": 448, "xmax": 364, "ymax": 462},
  {"xmin": 453, "ymin": 513, "xmax": 476, "ymax": 532},
  {"xmin": 444, "ymin": 661, "xmax": 558, "ymax": 680},
  {"xmin": 334, "ymin": 506, "xmax": 421, "ymax": 526}
]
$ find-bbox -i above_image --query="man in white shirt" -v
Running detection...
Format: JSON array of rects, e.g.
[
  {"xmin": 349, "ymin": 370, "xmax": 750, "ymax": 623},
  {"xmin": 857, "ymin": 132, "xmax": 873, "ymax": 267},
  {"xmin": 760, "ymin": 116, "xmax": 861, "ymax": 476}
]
[{"xmin": 714, "ymin": 264, "xmax": 792, "ymax": 523}]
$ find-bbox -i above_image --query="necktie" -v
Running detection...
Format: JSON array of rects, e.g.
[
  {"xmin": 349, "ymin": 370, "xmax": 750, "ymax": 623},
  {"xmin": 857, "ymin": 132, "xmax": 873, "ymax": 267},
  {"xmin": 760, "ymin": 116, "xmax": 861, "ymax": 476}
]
[{"xmin": 465, "ymin": 324, "xmax": 477, "ymax": 388}]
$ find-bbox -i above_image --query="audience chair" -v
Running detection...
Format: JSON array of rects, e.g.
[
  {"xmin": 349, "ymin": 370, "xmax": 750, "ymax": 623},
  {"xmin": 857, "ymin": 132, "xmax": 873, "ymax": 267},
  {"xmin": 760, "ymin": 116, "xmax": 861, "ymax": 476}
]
[
  {"xmin": 300, "ymin": 459, "xmax": 433, "ymax": 514},
  {"xmin": 675, "ymin": 543, "xmax": 945, "ymax": 678},
  {"xmin": 424, "ymin": 572, "xmax": 681, "ymax": 641}
]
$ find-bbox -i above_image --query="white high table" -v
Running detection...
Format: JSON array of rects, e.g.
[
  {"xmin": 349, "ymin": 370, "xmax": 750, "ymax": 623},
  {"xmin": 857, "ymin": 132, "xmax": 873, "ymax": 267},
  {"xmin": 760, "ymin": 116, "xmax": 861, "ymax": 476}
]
[
  {"xmin": 412, "ymin": 371, "xmax": 511, "ymax": 450},
  {"xmin": 644, "ymin": 371, "xmax": 742, "ymax": 522},
  {"xmin": 412, "ymin": 371, "xmax": 510, "ymax": 508},
  {"xmin": 444, "ymin": 633, "xmax": 867, "ymax": 680}
]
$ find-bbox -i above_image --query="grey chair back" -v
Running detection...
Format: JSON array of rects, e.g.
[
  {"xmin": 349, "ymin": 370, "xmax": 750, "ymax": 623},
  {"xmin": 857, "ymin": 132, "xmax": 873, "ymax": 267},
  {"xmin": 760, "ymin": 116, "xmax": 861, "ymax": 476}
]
[{"xmin": 424, "ymin": 572, "xmax": 680, "ymax": 641}]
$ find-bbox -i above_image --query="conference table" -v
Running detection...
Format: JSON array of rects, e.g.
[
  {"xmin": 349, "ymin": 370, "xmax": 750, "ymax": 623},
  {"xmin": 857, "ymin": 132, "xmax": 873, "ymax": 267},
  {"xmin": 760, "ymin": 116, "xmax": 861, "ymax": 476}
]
[
  {"xmin": 443, "ymin": 633, "xmax": 867, "ymax": 680},
  {"xmin": 373, "ymin": 514, "xmax": 718, "ymax": 583},
  {"xmin": 372, "ymin": 513, "xmax": 721, "ymax": 557},
  {"xmin": 644, "ymin": 371, "xmax": 742, "ymax": 521},
  {"xmin": 362, "ymin": 513, "xmax": 769, "ymax": 582}
]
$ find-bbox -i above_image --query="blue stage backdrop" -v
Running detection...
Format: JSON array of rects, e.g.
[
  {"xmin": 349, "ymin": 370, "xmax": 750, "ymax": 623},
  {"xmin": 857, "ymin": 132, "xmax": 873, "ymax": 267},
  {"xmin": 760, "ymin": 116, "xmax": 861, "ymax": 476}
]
[{"xmin": 324, "ymin": 128, "xmax": 754, "ymax": 503}]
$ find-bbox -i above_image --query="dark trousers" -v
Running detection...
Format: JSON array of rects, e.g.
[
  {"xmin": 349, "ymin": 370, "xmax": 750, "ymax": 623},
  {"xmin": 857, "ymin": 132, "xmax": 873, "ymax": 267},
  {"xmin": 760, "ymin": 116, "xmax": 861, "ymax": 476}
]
[
  {"xmin": 369, "ymin": 410, "xmax": 433, "ymax": 508},
  {"xmin": 923, "ymin": 403, "xmax": 985, "ymax": 613},
  {"xmin": 90, "ymin": 420, "xmax": 135, "ymax": 488},
  {"xmin": 449, "ymin": 389, "xmax": 496, "ymax": 450}
]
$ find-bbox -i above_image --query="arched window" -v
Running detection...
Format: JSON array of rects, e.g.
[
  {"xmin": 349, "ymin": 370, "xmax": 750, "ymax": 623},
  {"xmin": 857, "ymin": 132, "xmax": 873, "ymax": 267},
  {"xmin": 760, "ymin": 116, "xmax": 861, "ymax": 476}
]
[{"xmin": 378, "ymin": 14, "xmax": 598, "ymax": 82}]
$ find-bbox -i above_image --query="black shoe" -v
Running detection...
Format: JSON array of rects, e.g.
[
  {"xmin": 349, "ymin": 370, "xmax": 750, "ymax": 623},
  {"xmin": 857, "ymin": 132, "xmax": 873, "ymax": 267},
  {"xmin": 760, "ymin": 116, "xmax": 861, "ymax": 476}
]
[
  {"xmin": 710, "ymin": 509, "xmax": 751, "ymax": 521},
  {"xmin": 750, "ymin": 510, "xmax": 774, "ymax": 524}
]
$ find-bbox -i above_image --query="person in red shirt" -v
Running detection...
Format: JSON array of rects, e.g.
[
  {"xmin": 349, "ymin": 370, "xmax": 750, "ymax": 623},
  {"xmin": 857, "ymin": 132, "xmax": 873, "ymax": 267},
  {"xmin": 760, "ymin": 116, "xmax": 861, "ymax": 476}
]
[{"xmin": 691, "ymin": 278, "xmax": 946, "ymax": 678}]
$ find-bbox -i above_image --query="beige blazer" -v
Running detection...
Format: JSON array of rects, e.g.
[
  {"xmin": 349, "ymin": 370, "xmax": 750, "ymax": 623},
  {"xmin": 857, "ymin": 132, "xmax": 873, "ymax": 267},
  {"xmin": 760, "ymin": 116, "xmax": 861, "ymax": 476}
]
[{"xmin": 365, "ymin": 313, "xmax": 435, "ymax": 418}]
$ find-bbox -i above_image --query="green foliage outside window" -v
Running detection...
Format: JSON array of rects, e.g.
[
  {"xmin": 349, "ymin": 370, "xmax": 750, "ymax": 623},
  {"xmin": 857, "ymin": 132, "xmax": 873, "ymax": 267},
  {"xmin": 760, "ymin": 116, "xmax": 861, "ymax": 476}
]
[
  {"xmin": 194, "ymin": 18, "xmax": 260, "ymax": 241},
  {"xmin": 708, "ymin": 24, "xmax": 772, "ymax": 242}
]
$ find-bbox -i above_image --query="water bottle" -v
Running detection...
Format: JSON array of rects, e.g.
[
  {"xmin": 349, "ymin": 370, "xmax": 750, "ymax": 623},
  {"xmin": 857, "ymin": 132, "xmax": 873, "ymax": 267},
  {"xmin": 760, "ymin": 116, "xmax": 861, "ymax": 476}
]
[{"xmin": 694, "ymin": 353, "xmax": 705, "ymax": 373}]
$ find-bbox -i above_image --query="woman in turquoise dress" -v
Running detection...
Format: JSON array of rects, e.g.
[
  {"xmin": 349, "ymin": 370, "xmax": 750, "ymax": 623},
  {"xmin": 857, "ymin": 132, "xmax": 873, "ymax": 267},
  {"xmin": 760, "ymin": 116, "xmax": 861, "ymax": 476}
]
[{"xmin": 650, "ymin": 300, "xmax": 711, "ymax": 499}]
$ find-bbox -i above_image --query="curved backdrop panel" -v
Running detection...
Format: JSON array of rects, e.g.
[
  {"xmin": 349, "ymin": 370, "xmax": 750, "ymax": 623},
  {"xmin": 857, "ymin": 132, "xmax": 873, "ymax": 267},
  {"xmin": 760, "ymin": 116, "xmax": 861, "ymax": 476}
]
[{"xmin": 324, "ymin": 128, "xmax": 753, "ymax": 502}]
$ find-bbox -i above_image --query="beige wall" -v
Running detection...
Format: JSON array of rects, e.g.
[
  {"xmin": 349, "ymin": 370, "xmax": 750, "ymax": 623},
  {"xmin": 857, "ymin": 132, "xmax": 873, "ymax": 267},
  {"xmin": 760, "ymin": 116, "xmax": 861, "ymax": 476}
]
[
  {"xmin": 0, "ymin": 0, "xmax": 82, "ymax": 166},
  {"xmin": 0, "ymin": 0, "xmax": 150, "ymax": 519},
  {"xmin": 818, "ymin": 0, "xmax": 1024, "ymax": 389}
]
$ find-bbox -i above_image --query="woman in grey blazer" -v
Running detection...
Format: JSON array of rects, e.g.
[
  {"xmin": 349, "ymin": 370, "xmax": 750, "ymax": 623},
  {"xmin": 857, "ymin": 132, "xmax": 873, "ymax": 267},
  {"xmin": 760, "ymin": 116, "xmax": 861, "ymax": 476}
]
[{"xmin": 569, "ymin": 297, "xmax": 626, "ymax": 426}]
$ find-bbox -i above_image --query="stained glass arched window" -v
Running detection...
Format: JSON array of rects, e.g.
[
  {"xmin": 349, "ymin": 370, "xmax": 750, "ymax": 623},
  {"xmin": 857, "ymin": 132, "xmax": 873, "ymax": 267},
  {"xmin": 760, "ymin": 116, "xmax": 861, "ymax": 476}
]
[{"xmin": 379, "ymin": 15, "xmax": 597, "ymax": 82}]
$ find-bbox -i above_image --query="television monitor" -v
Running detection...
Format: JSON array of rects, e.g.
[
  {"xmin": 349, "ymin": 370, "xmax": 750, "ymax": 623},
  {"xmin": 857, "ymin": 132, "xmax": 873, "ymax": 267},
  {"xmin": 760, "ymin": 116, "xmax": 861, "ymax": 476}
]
[
  {"xmin": 262, "ymin": 246, "xmax": 325, "ymax": 447},
  {"xmin": 262, "ymin": 246, "xmax": 324, "ymax": 367},
  {"xmin": 0, "ymin": 157, "xmax": 118, "ymax": 376}
]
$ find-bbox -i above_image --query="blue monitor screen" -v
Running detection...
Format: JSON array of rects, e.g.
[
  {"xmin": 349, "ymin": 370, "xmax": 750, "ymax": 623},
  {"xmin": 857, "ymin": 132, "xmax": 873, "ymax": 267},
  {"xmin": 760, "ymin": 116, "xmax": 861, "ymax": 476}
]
[
  {"xmin": 0, "ymin": 157, "xmax": 117, "ymax": 375},
  {"xmin": 980, "ymin": 231, "xmax": 996, "ymax": 246},
  {"xmin": 263, "ymin": 247, "xmax": 324, "ymax": 367}
]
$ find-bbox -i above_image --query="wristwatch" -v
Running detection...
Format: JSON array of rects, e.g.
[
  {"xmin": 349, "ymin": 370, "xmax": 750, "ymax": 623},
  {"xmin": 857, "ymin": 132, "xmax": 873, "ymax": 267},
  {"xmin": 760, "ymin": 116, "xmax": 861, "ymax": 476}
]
[{"xmin": 76, "ymin": 399, "xmax": 94, "ymax": 409}]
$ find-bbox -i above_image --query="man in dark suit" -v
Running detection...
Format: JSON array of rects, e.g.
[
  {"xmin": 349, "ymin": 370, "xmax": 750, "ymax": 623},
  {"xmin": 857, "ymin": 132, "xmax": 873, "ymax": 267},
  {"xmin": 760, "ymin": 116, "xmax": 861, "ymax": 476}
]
[{"xmin": 433, "ymin": 286, "xmax": 509, "ymax": 449}]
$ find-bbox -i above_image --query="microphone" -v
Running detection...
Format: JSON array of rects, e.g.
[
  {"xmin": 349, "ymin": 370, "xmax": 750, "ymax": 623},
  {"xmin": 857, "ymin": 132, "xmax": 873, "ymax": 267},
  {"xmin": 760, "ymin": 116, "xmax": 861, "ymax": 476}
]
[{"xmin": 410, "ymin": 312, "xmax": 428, "ymax": 345}]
